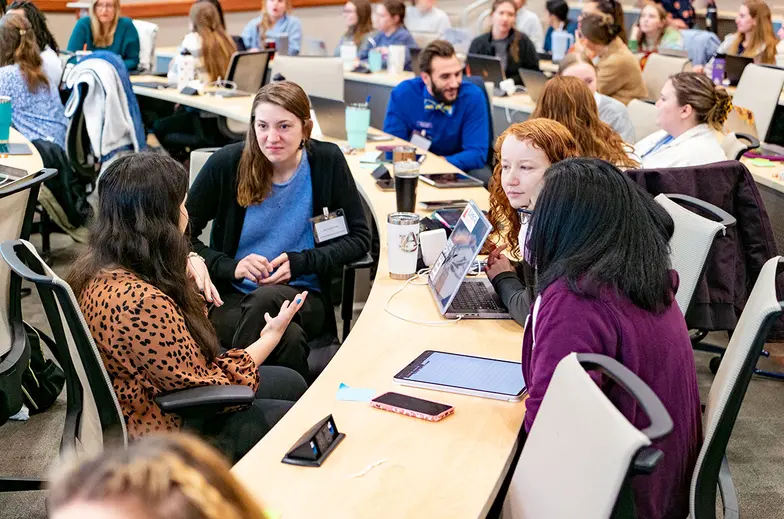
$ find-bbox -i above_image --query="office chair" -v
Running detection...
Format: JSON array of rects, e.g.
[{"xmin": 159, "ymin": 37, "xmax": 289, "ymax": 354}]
[
  {"xmin": 0, "ymin": 240, "xmax": 257, "ymax": 489},
  {"xmin": 642, "ymin": 53, "xmax": 692, "ymax": 102},
  {"xmin": 501, "ymin": 352, "xmax": 673, "ymax": 518},
  {"xmin": 626, "ymin": 99, "xmax": 660, "ymax": 141},
  {"xmin": 721, "ymin": 132, "xmax": 760, "ymax": 161},
  {"xmin": 225, "ymin": 49, "xmax": 274, "ymax": 94},
  {"xmin": 691, "ymin": 256, "xmax": 784, "ymax": 518},
  {"xmin": 0, "ymin": 169, "xmax": 57, "ymax": 492},
  {"xmin": 654, "ymin": 194, "xmax": 735, "ymax": 315},
  {"xmin": 131, "ymin": 19, "xmax": 159, "ymax": 73},
  {"xmin": 732, "ymin": 64, "xmax": 784, "ymax": 141}
]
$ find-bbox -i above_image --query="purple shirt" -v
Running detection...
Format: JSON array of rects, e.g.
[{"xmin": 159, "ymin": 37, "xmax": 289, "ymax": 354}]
[{"xmin": 522, "ymin": 274, "xmax": 702, "ymax": 519}]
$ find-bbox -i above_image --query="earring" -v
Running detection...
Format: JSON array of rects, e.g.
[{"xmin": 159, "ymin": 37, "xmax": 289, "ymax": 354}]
[{"xmin": 298, "ymin": 139, "xmax": 305, "ymax": 150}]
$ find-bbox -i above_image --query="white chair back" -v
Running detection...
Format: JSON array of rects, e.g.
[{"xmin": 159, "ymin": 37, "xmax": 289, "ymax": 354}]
[
  {"xmin": 627, "ymin": 99, "xmax": 660, "ymax": 141},
  {"xmin": 411, "ymin": 31, "xmax": 439, "ymax": 49},
  {"xmin": 655, "ymin": 194, "xmax": 726, "ymax": 315},
  {"xmin": 502, "ymin": 353, "xmax": 658, "ymax": 518},
  {"xmin": 721, "ymin": 132, "xmax": 749, "ymax": 161},
  {"xmin": 690, "ymin": 255, "xmax": 783, "ymax": 516},
  {"xmin": 642, "ymin": 53, "xmax": 691, "ymax": 102},
  {"xmin": 189, "ymin": 149, "xmax": 217, "ymax": 244},
  {"xmin": 0, "ymin": 185, "xmax": 29, "ymax": 357},
  {"xmin": 132, "ymin": 20, "xmax": 159, "ymax": 72},
  {"xmin": 733, "ymin": 64, "xmax": 784, "ymax": 141},
  {"xmin": 271, "ymin": 56, "xmax": 344, "ymax": 101}
]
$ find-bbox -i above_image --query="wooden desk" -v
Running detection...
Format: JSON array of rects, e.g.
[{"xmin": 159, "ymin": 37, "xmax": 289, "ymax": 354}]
[
  {"xmin": 742, "ymin": 157, "xmax": 784, "ymax": 250},
  {"xmin": 231, "ymin": 137, "xmax": 526, "ymax": 518}
]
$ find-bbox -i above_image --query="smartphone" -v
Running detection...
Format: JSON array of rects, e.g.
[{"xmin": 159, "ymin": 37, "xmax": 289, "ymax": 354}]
[
  {"xmin": 370, "ymin": 392, "xmax": 454, "ymax": 422},
  {"xmin": 375, "ymin": 178, "xmax": 395, "ymax": 191},
  {"xmin": 419, "ymin": 199, "xmax": 469, "ymax": 210}
]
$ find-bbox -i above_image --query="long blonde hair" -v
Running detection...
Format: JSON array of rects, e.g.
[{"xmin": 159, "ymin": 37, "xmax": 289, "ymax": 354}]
[
  {"xmin": 729, "ymin": 0, "xmax": 778, "ymax": 64},
  {"xmin": 89, "ymin": 0, "xmax": 119, "ymax": 47},
  {"xmin": 488, "ymin": 119, "xmax": 579, "ymax": 257},
  {"xmin": 257, "ymin": 0, "xmax": 292, "ymax": 42},
  {"xmin": 190, "ymin": 2, "xmax": 236, "ymax": 82},
  {"xmin": 48, "ymin": 434, "xmax": 269, "ymax": 519},
  {"xmin": 238, "ymin": 81, "xmax": 312, "ymax": 207},
  {"xmin": 532, "ymin": 76, "xmax": 639, "ymax": 168}
]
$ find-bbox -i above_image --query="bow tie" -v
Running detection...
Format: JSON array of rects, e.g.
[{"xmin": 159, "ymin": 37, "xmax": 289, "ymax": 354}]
[{"xmin": 424, "ymin": 98, "xmax": 453, "ymax": 116}]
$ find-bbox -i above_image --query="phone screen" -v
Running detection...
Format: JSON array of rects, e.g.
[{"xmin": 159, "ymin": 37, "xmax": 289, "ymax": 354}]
[
  {"xmin": 376, "ymin": 178, "xmax": 395, "ymax": 191},
  {"xmin": 372, "ymin": 392, "xmax": 452, "ymax": 416}
]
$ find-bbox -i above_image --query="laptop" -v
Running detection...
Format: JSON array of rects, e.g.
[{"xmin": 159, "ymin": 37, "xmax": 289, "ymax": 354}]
[
  {"xmin": 518, "ymin": 68, "xmax": 549, "ymax": 102},
  {"xmin": 310, "ymin": 96, "xmax": 347, "ymax": 139},
  {"xmin": 427, "ymin": 201, "xmax": 511, "ymax": 319},
  {"xmin": 466, "ymin": 54, "xmax": 506, "ymax": 96},
  {"xmin": 724, "ymin": 55, "xmax": 754, "ymax": 86},
  {"xmin": 759, "ymin": 104, "xmax": 784, "ymax": 157}
]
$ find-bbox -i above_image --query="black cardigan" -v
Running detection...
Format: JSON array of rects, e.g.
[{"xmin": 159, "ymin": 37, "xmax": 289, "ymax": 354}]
[
  {"xmin": 468, "ymin": 30, "xmax": 540, "ymax": 85},
  {"xmin": 187, "ymin": 139, "xmax": 372, "ymax": 291}
]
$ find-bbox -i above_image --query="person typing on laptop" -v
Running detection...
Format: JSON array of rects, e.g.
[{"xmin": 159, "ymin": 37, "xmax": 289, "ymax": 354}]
[
  {"xmin": 486, "ymin": 119, "xmax": 577, "ymax": 327},
  {"xmin": 383, "ymin": 40, "xmax": 491, "ymax": 181}
]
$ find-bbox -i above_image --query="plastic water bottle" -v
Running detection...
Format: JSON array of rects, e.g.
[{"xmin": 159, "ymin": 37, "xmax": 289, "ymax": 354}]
[
  {"xmin": 177, "ymin": 50, "xmax": 195, "ymax": 91},
  {"xmin": 706, "ymin": 0, "xmax": 718, "ymax": 34}
]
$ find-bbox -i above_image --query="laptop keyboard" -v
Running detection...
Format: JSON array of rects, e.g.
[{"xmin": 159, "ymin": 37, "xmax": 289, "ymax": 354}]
[{"xmin": 451, "ymin": 282, "xmax": 501, "ymax": 312}]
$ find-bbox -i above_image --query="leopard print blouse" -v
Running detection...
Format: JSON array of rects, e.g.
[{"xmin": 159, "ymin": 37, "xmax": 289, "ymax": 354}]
[{"xmin": 78, "ymin": 269, "xmax": 259, "ymax": 439}]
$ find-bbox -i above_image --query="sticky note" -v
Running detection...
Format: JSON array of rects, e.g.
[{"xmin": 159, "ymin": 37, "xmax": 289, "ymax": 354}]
[
  {"xmin": 749, "ymin": 158, "xmax": 776, "ymax": 167},
  {"xmin": 359, "ymin": 151, "xmax": 381, "ymax": 163},
  {"xmin": 337, "ymin": 383, "xmax": 376, "ymax": 402}
]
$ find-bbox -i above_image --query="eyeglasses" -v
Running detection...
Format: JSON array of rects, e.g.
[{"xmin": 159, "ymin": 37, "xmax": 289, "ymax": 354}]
[{"xmin": 94, "ymin": 2, "xmax": 115, "ymax": 11}]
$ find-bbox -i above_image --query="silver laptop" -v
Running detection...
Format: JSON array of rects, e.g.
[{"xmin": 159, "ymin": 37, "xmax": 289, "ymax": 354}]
[
  {"xmin": 427, "ymin": 201, "xmax": 511, "ymax": 319},
  {"xmin": 310, "ymin": 95, "xmax": 346, "ymax": 139},
  {"xmin": 518, "ymin": 69, "xmax": 549, "ymax": 102}
]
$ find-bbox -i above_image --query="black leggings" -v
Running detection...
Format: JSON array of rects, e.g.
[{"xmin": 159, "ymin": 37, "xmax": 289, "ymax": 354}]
[
  {"xmin": 198, "ymin": 365, "xmax": 308, "ymax": 463},
  {"xmin": 210, "ymin": 284, "xmax": 328, "ymax": 380},
  {"xmin": 153, "ymin": 107, "xmax": 230, "ymax": 163}
]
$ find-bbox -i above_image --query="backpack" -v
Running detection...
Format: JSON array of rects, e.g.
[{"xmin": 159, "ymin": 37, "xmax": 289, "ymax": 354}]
[{"xmin": 21, "ymin": 323, "xmax": 65, "ymax": 414}]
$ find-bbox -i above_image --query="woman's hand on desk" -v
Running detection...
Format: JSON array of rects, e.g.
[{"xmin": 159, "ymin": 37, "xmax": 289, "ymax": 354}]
[
  {"xmin": 260, "ymin": 252, "xmax": 292, "ymax": 285},
  {"xmin": 236, "ymin": 253, "xmax": 273, "ymax": 284},
  {"xmin": 187, "ymin": 254, "xmax": 223, "ymax": 306},
  {"xmin": 486, "ymin": 243, "xmax": 514, "ymax": 281}
]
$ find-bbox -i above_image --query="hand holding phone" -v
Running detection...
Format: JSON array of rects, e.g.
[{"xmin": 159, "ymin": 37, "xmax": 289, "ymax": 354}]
[{"xmin": 370, "ymin": 392, "xmax": 454, "ymax": 422}]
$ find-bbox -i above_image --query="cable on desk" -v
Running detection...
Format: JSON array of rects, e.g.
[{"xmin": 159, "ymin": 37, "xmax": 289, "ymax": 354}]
[{"xmin": 384, "ymin": 268, "xmax": 463, "ymax": 326}]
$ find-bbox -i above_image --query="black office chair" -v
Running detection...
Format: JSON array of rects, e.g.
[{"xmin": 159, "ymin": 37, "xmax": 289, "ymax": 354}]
[
  {"xmin": 0, "ymin": 239, "xmax": 258, "ymax": 490},
  {"xmin": 0, "ymin": 168, "xmax": 57, "ymax": 492}
]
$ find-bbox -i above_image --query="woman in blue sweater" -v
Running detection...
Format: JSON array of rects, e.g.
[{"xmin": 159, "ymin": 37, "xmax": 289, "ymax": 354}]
[{"xmin": 67, "ymin": 0, "xmax": 139, "ymax": 71}]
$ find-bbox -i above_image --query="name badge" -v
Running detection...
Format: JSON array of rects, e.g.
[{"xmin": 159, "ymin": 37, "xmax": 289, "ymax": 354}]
[
  {"xmin": 409, "ymin": 131, "xmax": 432, "ymax": 152},
  {"xmin": 311, "ymin": 207, "xmax": 349, "ymax": 244}
]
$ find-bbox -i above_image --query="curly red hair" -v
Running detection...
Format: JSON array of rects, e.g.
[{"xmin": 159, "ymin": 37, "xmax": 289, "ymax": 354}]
[{"xmin": 488, "ymin": 119, "xmax": 579, "ymax": 258}]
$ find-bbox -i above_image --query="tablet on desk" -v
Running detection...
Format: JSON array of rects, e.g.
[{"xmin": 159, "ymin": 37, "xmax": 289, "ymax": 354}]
[
  {"xmin": 0, "ymin": 143, "xmax": 32, "ymax": 155},
  {"xmin": 394, "ymin": 350, "xmax": 526, "ymax": 401},
  {"xmin": 419, "ymin": 173, "xmax": 483, "ymax": 188}
]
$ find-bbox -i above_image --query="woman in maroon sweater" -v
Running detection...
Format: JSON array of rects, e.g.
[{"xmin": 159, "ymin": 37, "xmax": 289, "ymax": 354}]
[{"xmin": 523, "ymin": 158, "xmax": 702, "ymax": 519}]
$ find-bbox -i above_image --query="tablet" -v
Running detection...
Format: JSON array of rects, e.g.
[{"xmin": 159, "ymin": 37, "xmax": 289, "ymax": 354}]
[
  {"xmin": 0, "ymin": 143, "xmax": 32, "ymax": 155},
  {"xmin": 394, "ymin": 350, "xmax": 526, "ymax": 401},
  {"xmin": 419, "ymin": 173, "xmax": 483, "ymax": 188},
  {"xmin": 0, "ymin": 164, "xmax": 29, "ymax": 189}
]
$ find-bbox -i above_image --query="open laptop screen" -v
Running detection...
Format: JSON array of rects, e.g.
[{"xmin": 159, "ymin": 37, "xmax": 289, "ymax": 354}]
[{"xmin": 427, "ymin": 201, "xmax": 492, "ymax": 315}]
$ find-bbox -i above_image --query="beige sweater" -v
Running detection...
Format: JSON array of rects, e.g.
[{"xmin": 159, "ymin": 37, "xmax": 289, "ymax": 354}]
[{"xmin": 596, "ymin": 37, "xmax": 648, "ymax": 105}]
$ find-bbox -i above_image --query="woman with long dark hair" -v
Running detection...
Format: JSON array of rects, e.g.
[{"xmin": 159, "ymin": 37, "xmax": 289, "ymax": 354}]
[
  {"xmin": 187, "ymin": 81, "xmax": 371, "ymax": 380},
  {"xmin": 522, "ymin": 158, "xmax": 701, "ymax": 519},
  {"xmin": 467, "ymin": 0, "xmax": 539, "ymax": 85},
  {"xmin": 68, "ymin": 153, "xmax": 308, "ymax": 462}
]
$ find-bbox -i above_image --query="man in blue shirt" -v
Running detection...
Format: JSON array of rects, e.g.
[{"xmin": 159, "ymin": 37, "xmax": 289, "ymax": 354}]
[{"xmin": 383, "ymin": 40, "xmax": 491, "ymax": 179}]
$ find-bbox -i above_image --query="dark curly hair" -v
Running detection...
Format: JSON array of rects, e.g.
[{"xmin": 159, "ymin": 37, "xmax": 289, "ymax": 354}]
[{"xmin": 8, "ymin": 1, "xmax": 58, "ymax": 53}]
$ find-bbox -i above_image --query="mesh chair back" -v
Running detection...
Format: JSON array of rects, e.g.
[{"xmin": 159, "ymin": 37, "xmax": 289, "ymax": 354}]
[
  {"xmin": 655, "ymin": 194, "xmax": 726, "ymax": 315},
  {"xmin": 1, "ymin": 240, "xmax": 127, "ymax": 456},
  {"xmin": 502, "ymin": 353, "xmax": 656, "ymax": 518},
  {"xmin": 189, "ymin": 148, "xmax": 217, "ymax": 244},
  {"xmin": 226, "ymin": 50, "xmax": 273, "ymax": 93},
  {"xmin": 690, "ymin": 256, "xmax": 783, "ymax": 516}
]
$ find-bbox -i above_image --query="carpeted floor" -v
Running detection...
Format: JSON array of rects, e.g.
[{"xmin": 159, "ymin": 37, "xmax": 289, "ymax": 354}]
[{"xmin": 2, "ymin": 234, "xmax": 784, "ymax": 518}]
